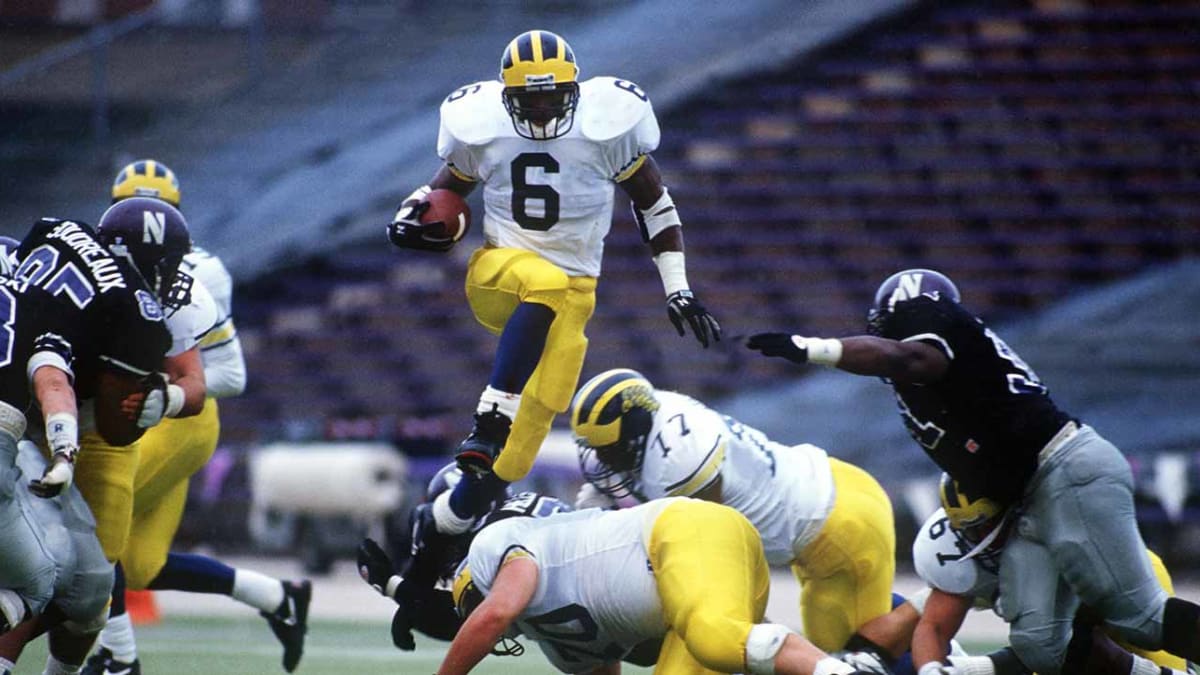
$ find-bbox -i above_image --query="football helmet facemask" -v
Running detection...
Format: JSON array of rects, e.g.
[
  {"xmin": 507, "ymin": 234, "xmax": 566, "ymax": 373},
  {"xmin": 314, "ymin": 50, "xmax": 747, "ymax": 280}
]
[
  {"xmin": 500, "ymin": 30, "xmax": 580, "ymax": 140},
  {"xmin": 112, "ymin": 159, "xmax": 181, "ymax": 208},
  {"xmin": 95, "ymin": 197, "xmax": 193, "ymax": 313},
  {"xmin": 867, "ymin": 268, "xmax": 961, "ymax": 336},
  {"xmin": 570, "ymin": 369, "xmax": 659, "ymax": 500},
  {"xmin": 939, "ymin": 473, "xmax": 1010, "ymax": 570}
]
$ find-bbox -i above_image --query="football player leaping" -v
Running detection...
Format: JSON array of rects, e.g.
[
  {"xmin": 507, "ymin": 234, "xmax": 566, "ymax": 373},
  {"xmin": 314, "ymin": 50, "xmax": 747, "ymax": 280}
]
[
  {"xmin": 386, "ymin": 30, "xmax": 721, "ymax": 541},
  {"xmin": 81, "ymin": 161, "xmax": 310, "ymax": 675},
  {"xmin": 570, "ymin": 369, "xmax": 905, "ymax": 667}
]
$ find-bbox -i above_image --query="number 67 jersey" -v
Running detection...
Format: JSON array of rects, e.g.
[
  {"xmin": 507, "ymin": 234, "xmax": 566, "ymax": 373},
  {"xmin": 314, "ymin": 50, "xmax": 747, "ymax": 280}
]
[{"xmin": 437, "ymin": 76, "xmax": 660, "ymax": 278}]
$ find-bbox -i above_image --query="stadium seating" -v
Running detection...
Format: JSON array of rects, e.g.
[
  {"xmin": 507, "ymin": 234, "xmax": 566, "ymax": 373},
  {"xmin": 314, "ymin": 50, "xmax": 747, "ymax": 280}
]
[{"xmin": 217, "ymin": 0, "xmax": 1200, "ymax": 458}]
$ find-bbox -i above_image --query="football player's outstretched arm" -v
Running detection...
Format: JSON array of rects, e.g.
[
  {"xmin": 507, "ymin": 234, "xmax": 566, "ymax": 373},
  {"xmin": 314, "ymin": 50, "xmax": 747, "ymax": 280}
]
[
  {"xmin": 388, "ymin": 166, "xmax": 476, "ymax": 251},
  {"xmin": 746, "ymin": 333, "xmax": 949, "ymax": 384},
  {"xmin": 911, "ymin": 588, "xmax": 971, "ymax": 671},
  {"xmin": 618, "ymin": 156, "xmax": 721, "ymax": 348},
  {"xmin": 438, "ymin": 558, "xmax": 538, "ymax": 675}
]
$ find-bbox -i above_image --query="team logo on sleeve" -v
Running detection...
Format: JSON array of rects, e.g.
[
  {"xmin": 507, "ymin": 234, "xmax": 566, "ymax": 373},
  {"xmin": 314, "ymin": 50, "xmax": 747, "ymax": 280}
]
[{"xmin": 135, "ymin": 289, "xmax": 165, "ymax": 322}]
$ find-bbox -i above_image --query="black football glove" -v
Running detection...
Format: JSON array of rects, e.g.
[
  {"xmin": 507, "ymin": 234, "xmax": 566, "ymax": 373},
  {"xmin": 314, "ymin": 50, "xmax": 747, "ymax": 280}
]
[
  {"xmin": 390, "ymin": 595, "xmax": 417, "ymax": 651},
  {"xmin": 666, "ymin": 290, "xmax": 721, "ymax": 348},
  {"xmin": 746, "ymin": 332, "xmax": 809, "ymax": 364},
  {"xmin": 357, "ymin": 538, "xmax": 401, "ymax": 599},
  {"xmin": 387, "ymin": 200, "xmax": 456, "ymax": 253}
]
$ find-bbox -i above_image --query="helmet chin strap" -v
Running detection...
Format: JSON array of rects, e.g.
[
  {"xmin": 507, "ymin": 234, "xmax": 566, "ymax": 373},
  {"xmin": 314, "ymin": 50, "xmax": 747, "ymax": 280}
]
[{"xmin": 960, "ymin": 509, "xmax": 1013, "ymax": 561}]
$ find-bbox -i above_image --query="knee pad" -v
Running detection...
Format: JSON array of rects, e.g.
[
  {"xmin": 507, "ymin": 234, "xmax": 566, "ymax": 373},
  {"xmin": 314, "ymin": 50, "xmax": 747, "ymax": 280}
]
[
  {"xmin": 745, "ymin": 623, "xmax": 791, "ymax": 675},
  {"xmin": 62, "ymin": 607, "xmax": 108, "ymax": 635}
]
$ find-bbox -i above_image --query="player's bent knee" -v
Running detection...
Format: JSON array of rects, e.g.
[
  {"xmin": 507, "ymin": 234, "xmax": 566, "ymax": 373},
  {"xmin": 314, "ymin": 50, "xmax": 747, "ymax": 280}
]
[
  {"xmin": 121, "ymin": 555, "xmax": 166, "ymax": 591},
  {"xmin": 745, "ymin": 623, "xmax": 792, "ymax": 675},
  {"xmin": 679, "ymin": 613, "xmax": 750, "ymax": 673},
  {"xmin": 1010, "ymin": 625, "xmax": 1071, "ymax": 675}
]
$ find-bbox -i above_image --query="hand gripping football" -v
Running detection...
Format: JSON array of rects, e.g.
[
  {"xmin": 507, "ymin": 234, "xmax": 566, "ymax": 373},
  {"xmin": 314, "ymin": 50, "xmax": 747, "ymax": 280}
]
[{"xmin": 420, "ymin": 189, "xmax": 471, "ymax": 243}]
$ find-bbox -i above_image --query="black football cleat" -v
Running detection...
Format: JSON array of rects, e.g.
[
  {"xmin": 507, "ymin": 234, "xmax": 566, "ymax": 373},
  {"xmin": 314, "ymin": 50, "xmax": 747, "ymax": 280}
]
[
  {"xmin": 81, "ymin": 648, "xmax": 141, "ymax": 675},
  {"xmin": 454, "ymin": 406, "xmax": 512, "ymax": 475},
  {"xmin": 260, "ymin": 579, "xmax": 311, "ymax": 673}
]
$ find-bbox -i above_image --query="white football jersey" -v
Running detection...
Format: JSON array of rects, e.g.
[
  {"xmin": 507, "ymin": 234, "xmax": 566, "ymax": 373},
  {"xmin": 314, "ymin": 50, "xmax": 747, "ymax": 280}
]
[
  {"xmin": 912, "ymin": 509, "xmax": 997, "ymax": 607},
  {"xmin": 437, "ymin": 76, "xmax": 661, "ymax": 277},
  {"xmin": 179, "ymin": 247, "xmax": 245, "ymax": 398},
  {"xmin": 165, "ymin": 278, "xmax": 217, "ymax": 357},
  {"xmin": 635, "ymin": 391, "xmax": 835, "ymax": 566},
  {"xmin": 465, "ymin": 501, "xmax": 675, "ymax": 673}
]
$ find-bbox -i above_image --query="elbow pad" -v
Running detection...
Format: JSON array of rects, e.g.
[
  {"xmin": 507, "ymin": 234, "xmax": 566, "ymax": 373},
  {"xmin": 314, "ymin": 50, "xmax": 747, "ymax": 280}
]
[{"xmin": 632, "ymin": 187, "xmax": 681, "ymax": 242}]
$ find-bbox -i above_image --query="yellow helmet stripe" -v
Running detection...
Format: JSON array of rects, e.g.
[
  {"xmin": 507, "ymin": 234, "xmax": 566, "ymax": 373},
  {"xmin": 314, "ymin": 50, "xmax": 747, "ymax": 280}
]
[
  {"xmin": 573, "ymin": 369, "xmax": 642, "ymax": 428},
  {"xmin": 531, "ymin": 30, "xmax": 543, "ymax": 62}
]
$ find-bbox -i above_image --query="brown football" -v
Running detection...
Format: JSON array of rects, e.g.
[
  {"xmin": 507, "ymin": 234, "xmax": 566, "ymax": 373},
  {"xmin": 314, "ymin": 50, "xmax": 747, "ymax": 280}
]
[{"xmin": 420, "ymin": 189, "xmax": 472, "ymax": 242}]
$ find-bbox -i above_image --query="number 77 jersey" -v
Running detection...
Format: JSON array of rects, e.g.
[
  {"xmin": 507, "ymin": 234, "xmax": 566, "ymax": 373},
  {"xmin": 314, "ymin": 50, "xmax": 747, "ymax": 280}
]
[
  {"xmin": 436, "ymin": 76, "xmax": 660, "ymax": 277},
  {"xmin": 637, "ymin": 391, "xmax": 837, "ymax": 566}
]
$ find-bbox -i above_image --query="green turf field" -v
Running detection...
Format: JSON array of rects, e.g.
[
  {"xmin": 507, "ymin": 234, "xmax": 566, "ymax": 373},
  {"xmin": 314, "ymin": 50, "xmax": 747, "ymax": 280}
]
[
  {"xmin": 11, "ymin": 616, "xmax": 652, "ymax": 675},
  {"xmin": 12, "ymin": 616, "xmax": 1006, "ymax": 674}
]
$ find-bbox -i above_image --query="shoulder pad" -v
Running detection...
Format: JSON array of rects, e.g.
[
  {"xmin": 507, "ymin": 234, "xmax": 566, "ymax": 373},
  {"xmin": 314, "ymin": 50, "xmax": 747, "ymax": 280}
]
[
  {"xmin": 439, "ymin": 80, "xmax": 507, "ymax": 147},
  {"xmin": 166, "ymin": 278, "xmax": 219, "ymax": 355},
  {"xmin": 578, "ymin": 76, "xmax": 655, "ymax": 143},
  {"xmin": 912, "ymin": 509, "xmax": 981, "ymax": 596},
  {"xmin": 182, "ymin": 248, "xmax": 233, "ymax": 317}
]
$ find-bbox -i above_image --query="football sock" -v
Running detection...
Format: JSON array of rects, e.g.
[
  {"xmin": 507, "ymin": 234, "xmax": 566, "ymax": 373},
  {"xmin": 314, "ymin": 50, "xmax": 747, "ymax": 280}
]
[
  {"xmin": 984, "ymin": 647, "xmax": 1025, "ymax": 675},
  {"xmin": 477, "ymin": 386, "xmax": 519, "ymax": 420},
  {"xmin": 448, "ymin": 470, "xmax": 509, "ymax": 522},
  {"xmin": 42, "ymin": 654, "xmax": 82, "ymax": 675},
  {"xmin": 148, "ymin": 553, "xmax": 235, "ymax": 594},
  {"xmin": 231, "ymin": 570, "xmax": 286, "ymax": 614},
  {"xmin": 489, "ymin": 302, "xmax": 554, "ymax": 393},
  {"xmin": 98, "ymin": 613, "xmax": 137, "ymax": 664},
  {"xmin": 108, "ymin": 564, "xmax": 127, "ymax": 616}
]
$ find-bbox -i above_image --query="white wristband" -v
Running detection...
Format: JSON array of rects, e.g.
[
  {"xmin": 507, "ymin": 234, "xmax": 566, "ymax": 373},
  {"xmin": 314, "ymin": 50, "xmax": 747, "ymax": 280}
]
[
  {"xmin": 652, "ymin": 251, "xmax": 690, "ymax": 296},
  {"xmin": 384, "ymin": 575, "xmax": 403, "ymax": 600},
  {"xmin": 164, "ymin": 384, "xmax": 186, "ymax": 418},
  {"xmin": 907, "ymin": 586, "xmax": 933, "ymax": 616},
  {"xmin": 393, "ymin": 185, "xmax": 432, "ymax": 220},
  {"xmin": 800, "ymin": 337, "xmax": 843, "ymax": 366},
  {"xmin": 917, "ymin": 663, "xmax": 948, "ymax": 675},
  {"xmin": 45, "ymin": 412, "xmax": 78, "ymax": 455}
]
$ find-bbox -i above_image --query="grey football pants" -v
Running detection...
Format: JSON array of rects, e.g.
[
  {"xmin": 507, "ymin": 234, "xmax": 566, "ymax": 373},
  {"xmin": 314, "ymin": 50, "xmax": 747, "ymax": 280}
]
[
  {"xmin": 0, "ymin": 440, "xmax": 113, "ymax": 626},
  {"xmin": 997, "ymin": 425, "xmax": 1167, "ymax": 674}
]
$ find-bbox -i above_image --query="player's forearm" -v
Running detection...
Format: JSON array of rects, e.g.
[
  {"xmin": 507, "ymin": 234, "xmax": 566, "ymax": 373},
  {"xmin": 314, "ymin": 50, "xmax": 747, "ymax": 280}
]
[
  {"xmin": 437, "ymin": 609, "xmax": 512, "ymax": 675},
  {"xmin": 834, "ymin": 336, "xmax": 948, "ymax": 383},
  {"xmin": 911, "ymin": 619, "xmax": 952, "ymax": 668},
  {"xmin": 32, "ymin": 366, "xmax": 76, "ymax": 419},
  {"xmin": 163, "ymin": 349, "xmax": 207, "ymax": 416}
]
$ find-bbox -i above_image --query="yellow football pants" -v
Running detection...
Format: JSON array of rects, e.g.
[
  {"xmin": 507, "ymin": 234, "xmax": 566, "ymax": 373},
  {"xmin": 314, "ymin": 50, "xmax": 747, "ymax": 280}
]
[
  {"xmin": 793, "ymin": 458, "xmax": 896, "ymax": 652},
  {"xmin": 649, "ymin": 499, "xmax": 771, "ymax": 674},
  {"xmin": 464, "ymin": 246, "xmax": 597, "ymax": 482},
  {"xmin": 73, "ymin": 430, "xmax": 140, "ymax": 562},
  {"xmin": 1116, "ymin": 550, "xmax": 1187, "ymax": 670},
  {"xmin": 122, "ymin": 398, "xmax": 221, "ymax": 589}
]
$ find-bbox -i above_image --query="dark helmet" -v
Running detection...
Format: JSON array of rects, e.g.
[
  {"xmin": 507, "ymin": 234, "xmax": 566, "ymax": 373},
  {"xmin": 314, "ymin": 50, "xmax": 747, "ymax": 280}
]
[
  {"xmin": 95, "ymin": 197, "xmax": 193, "ymax": 312},
  {"xmin": 570, "ymin": 368, "xmax": 659, "ymax": 500},
  {"xmin": 867, "ymin": 268, "xmax": 961, "ymax": 336}
]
